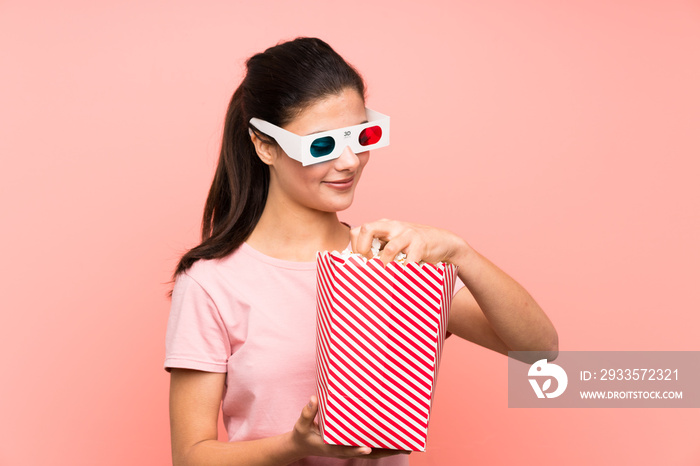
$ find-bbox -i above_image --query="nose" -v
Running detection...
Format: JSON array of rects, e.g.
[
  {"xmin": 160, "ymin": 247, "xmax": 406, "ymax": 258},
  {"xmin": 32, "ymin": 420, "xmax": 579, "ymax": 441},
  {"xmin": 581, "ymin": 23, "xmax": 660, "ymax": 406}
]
[{"xmin": 333, "ymin": 145, "xmax": 361, "ymax": 171}]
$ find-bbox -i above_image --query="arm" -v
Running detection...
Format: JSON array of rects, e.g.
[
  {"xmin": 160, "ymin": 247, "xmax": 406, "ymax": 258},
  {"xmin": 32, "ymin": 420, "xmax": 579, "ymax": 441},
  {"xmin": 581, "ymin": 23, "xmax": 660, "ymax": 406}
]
[
  {"xmin": 447, "ymin": 245, "xmax": 558, "ymax": 361},
  {"xmin": 169, "ymin": 368, "xmax": 299, "ymax": 466},
  {"xmin": 169, "ymin": 369, "xmax": 400, "ymax": 466},
  {"xmin": 351, "ymin": 219, "xmax": 558, "ymax": 361}
]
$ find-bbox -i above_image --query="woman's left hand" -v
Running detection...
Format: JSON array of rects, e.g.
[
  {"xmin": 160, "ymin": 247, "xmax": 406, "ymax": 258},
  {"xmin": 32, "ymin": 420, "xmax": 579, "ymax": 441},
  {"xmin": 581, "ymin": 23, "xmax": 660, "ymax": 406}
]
[{"xmin": 350, "ymin": 219, "xmax": 470, "ymax": 265}]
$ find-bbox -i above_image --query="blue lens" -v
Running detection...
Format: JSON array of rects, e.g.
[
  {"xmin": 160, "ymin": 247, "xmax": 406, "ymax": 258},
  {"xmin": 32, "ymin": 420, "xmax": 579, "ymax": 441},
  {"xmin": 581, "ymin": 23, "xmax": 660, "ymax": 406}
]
[{"xmin": 310, "ymin": 136, "xmax": 335, "ymax": 157}]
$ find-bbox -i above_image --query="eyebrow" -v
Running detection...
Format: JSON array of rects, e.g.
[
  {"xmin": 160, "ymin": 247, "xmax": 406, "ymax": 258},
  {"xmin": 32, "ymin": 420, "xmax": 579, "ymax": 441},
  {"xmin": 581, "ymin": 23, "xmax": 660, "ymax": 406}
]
[{"xmin": 306, "ymin": 120, "xmax": 369, "ymax": 136}]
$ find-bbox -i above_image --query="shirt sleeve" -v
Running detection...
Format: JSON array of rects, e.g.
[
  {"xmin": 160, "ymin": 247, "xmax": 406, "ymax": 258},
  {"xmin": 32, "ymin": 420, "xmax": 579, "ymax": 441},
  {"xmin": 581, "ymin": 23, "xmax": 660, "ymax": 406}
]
[
  {"xmin": 164, "ymin": 272, "xmax": 230, "ymax": 373},
  {"xmin": 445, "ymin": 272, "xmax": 467, "ymax": 339},
  {"xmin": 453, "ymin": 274, "xmax": 466, "ymax": 296}
]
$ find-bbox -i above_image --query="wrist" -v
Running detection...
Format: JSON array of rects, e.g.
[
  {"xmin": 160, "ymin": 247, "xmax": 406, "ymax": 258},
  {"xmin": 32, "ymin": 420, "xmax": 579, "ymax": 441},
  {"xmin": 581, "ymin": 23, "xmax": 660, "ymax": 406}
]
[
  {"xmin": 280, "ymin": 431, "xmax": 308, "ymax": 463},
  {"xmin": 449, "ymin": 237, "xmax": 474, "ymax": 266}
]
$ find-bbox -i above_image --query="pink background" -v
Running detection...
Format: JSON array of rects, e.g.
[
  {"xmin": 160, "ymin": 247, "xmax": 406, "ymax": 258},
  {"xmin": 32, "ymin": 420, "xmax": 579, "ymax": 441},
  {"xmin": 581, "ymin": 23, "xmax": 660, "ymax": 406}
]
[{"xmin": 1, "ymin": 1, "xmax": 698, "ymax": 465}]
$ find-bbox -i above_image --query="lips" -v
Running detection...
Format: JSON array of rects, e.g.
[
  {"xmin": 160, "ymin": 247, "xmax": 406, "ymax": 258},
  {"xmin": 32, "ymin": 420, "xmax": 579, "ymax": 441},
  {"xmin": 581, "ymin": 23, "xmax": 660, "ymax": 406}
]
[
  {"xmin": 323, "ymin": 176, "xmax": 355, "ymax": 190},
  {"xmin": 325, "ymin": 176, "xmax": 354, "ymax": 184}
]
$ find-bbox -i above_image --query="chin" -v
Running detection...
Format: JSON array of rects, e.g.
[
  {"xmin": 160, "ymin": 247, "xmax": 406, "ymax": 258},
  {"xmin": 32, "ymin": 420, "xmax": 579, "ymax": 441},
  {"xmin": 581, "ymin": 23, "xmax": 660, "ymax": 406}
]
[{"xmin": 318, "ymin": 193, "xmax": 356, "ymax": 213}]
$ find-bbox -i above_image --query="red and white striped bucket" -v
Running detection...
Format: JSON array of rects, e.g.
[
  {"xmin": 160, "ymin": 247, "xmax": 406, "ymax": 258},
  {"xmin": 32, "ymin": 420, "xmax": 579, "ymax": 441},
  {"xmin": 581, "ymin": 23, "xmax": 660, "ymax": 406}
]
[{"xmin": 315, "ymin": 251, "xmax": 458, "ymax": 452}]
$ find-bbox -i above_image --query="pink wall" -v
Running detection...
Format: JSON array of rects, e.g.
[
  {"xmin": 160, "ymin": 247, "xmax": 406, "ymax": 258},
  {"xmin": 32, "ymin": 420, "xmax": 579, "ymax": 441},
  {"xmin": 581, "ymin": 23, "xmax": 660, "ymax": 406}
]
[{"xmin": 1, "ymin": 1, "xmax": 698, "ymax": 464}]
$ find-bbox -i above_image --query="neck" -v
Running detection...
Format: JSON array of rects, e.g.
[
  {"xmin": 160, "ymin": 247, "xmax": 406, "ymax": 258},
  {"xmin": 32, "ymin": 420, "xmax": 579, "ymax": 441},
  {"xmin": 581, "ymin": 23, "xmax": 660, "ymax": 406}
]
[{"xmin": 246, "ymin": 197, "xmax": 350, "ymax": 262}]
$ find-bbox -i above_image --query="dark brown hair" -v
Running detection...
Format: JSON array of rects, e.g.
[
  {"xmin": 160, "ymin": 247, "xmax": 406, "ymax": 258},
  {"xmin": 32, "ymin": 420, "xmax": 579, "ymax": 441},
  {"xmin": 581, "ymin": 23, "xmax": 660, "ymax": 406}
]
[{"xmin": 173, "ymin": 37, "xmax": 366, "ymax": 278}]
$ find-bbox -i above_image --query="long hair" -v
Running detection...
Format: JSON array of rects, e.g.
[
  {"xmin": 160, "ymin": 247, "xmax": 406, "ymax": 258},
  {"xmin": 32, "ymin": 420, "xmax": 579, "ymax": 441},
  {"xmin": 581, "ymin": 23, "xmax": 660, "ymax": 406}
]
[{"xmin": 173, "ymin": 37, "xmax": 366, "ymax": 278}]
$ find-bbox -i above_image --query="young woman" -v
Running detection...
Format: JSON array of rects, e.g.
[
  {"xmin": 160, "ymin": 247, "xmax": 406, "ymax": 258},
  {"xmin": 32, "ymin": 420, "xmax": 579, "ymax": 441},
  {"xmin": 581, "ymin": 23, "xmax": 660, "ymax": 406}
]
[{"xmin": 165, "ymin": 37, "xmax": 558, "ymax": 466}]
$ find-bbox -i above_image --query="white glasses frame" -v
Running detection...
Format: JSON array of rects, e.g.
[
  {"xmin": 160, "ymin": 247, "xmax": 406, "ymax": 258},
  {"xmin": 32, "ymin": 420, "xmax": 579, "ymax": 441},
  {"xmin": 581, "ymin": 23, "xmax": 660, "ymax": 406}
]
[{"xmin": 249, "ymin": 108, "xmax": 390, "ymax": 166}]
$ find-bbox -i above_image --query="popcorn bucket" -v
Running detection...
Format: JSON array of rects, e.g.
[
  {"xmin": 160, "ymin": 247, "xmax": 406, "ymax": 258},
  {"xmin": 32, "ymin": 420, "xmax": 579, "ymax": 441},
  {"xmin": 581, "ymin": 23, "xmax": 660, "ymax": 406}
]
[{"xmin": 314, "ymin": 251, "xmax": 458, "ymax": 452}]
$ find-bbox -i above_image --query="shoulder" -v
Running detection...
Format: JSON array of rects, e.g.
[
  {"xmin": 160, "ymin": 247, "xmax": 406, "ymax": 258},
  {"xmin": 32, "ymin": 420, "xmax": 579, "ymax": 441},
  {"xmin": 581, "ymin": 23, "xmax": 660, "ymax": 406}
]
[
  {"xmin": 184, "ymin": 246, "xmax": 249, "ymax": 282},
  {"xmin": 178, "ymin": 243, "xmax": 308, "ymax": 297},
  {"xmin": 169, "ymin": 248, "xmax": 255, "ymax": 325},
  {"xmin": 173, "ymin": 247, "xmax": 248, "ymax": 298}
]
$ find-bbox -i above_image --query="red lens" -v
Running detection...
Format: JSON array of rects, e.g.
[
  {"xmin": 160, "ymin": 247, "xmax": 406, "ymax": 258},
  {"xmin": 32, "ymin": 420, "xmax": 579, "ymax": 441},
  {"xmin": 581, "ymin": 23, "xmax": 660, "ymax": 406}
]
[{"xmin": 358, "ymin": 126, "xmax": 382, "ymax": 146}]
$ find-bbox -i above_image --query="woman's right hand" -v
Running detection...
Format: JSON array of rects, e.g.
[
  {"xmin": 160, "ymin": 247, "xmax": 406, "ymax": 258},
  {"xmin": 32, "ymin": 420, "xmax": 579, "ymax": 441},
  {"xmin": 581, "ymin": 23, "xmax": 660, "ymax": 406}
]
[{"xmin": 290, "ymin": 396, "xmax": 409, "ymax": 460}]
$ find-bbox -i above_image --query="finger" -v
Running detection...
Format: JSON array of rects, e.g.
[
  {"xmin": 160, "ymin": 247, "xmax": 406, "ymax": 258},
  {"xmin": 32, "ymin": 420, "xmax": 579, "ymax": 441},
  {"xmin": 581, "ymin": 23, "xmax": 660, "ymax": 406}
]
[
  {"xmin": 344, "ymin": 446, "xmax": 372, "ymax": 456},
  {"xmin": 404, "ymin": 242, "xmax": 425, "ymax": 264},
  {"xmin": 304, "ymin": 435, "xmax": 372, "ymax": 458},
  {"xmin": 361, "ymin": 448, "xmax": 412, "ymax": 458},
  {"xmin": 379, "ymin": 232, "xmax": 412, "ymax": 265},
  {"xmin": 317, "ymin": 443, "xmax": 372, "ymax": 458},
  {"xmin": 299, "ymin": 396, "xmax": 318, "ymax": 427},
  {"xmin": 353, "ymin": 224, "xmax": 380, "ymax": 258},
  {"xmin": 364, "ymin": 450, "xmax": 401, "ymax": 458},
  {"xmin": 354, "ymin": 220, "xmax": 400, "ymax": 258},
  {"xmin": 349, "ymin": 226, "xmax": 364, "ymax": 256}
]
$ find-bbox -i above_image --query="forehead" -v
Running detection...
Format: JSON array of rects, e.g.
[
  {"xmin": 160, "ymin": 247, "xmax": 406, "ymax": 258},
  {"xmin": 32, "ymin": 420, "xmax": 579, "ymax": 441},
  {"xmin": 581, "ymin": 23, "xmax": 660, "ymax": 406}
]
[{"xmin": 284, "ymin": 89, "xmax": 367, "ymax": 136}]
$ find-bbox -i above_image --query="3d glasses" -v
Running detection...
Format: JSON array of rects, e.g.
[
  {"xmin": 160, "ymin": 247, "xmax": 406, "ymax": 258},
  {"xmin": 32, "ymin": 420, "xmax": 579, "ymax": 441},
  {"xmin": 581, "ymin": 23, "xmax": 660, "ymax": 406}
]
[{"xmin": 249, "ymin": 108, "xmax": 390, "ymax": 166}]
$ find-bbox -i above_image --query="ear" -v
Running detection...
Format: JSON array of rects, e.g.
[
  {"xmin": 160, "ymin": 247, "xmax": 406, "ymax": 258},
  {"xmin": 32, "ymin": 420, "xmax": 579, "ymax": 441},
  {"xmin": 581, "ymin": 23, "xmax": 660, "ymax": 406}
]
[{"xmin": 249, "ymin": 129, "xmax": 277, "ymax": 166}]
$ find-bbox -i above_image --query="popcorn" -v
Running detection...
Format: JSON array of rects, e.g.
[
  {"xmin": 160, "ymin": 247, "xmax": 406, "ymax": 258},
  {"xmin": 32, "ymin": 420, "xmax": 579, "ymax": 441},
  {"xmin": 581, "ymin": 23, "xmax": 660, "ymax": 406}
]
[
  {"xmin": 314, "ymin": 248, "xmax": 458, "ymax": 451},
  {"xmin": 340, "ymin": 237, "xmax": 409, "ymax": 265}
]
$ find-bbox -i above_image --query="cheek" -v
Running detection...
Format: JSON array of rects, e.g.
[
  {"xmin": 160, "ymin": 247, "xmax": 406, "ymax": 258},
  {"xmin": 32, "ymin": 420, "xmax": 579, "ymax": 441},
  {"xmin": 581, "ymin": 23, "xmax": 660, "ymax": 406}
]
[
  {"xmin": 293, "ymin": 164, "xmax": 330, "ymax": 189},
  {"xmin": 357, "ymin": 152, "xmax": 370, "ymax": 170},
  {"xmin": 307, "ymin": 164, "xmax": 332, "ymax": 181}
]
